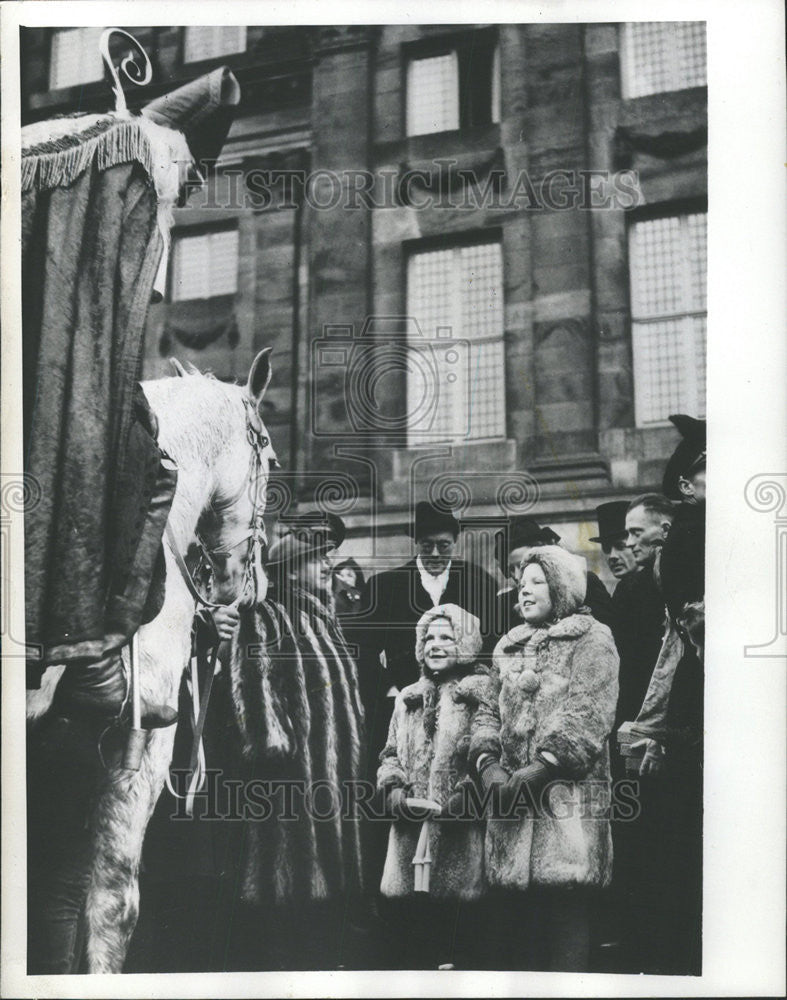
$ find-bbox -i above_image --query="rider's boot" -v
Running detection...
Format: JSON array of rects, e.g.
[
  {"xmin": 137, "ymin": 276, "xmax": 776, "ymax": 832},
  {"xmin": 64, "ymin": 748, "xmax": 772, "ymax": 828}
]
[{"xmin": 54, "ymin": 651, "xmax": 177, "ymax": 729}]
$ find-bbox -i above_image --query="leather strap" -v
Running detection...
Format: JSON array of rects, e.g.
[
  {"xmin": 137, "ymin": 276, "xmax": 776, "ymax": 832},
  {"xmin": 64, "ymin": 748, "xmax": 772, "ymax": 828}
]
[
  {"xmin": 165, "ymin": 619, "xmax": 220, "ymax": 816},
  {"xmin": 165, "ymin": 522, "xmax": 223, "ymax": 610}
]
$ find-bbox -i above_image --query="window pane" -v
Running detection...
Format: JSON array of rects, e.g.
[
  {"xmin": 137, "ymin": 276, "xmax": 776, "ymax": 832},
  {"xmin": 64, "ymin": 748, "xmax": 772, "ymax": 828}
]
[
  {"xmin": 407, "ymin": 240, "xmax": 505, "ymax": 443},
  {"xmin": 632, "ymin": 318, "xmax": 687, "ymax": 425},
  {"xmin": 686, "ymin": 212, "xmax": 708, "ymax": 310},
  {"xmin": 624, "ymin": 22, "xmax": 706, "ymax": 98},
  {"xmin": 49, "ymin": 28, "xmax": 104, "ymax": 90},
  {"xmin": 460, "ymin": 242, "xmax": 504, "ymax": 341},
  {"xmin": 692, "ymin": 314, "xmax": 707, "ymax": 416},
  {"xmin": 172, "ymin": 229, "xmax": 239, "ymax": 301},
  {"xmin": 629, "ymin": 216, "xmax": 684, "ymax": 317},
  {"xmin": 184, "ymin": 25, "xmax": 247, "ymax": 63},
  {"xmin": 629, "ymin": 212, "xmax": 707, "ymax": 424},
  {"xmin": 406, "ymin": 248, "xmax": 457, "ymax": 440},
  {"xmin": 406, "ymin": 52, "xmax": 460, "ymax": 136},
  {"xmin": 468, "ymin": 339, "xmax": 506, "ymax": 439},
  {"xmin": 676, "ymin": 22, "xmax": 707, "ymax": 90}
]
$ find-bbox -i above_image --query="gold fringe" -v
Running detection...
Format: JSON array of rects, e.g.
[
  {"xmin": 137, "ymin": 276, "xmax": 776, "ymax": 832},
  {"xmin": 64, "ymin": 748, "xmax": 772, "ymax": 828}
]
[{"xmin": 22, "ymin": 119, "xmax": 163, "ymax": 194}]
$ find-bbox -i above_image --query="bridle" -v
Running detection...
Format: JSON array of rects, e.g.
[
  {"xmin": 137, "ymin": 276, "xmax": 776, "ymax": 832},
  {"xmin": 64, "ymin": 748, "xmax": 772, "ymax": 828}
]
[
  {"xmin": 162, "ymin": 396, "xmax": 274, "ymax": 813},
  {"xmin": 165, "ymin": 395, "xmax": 273, "ymax": 611}
]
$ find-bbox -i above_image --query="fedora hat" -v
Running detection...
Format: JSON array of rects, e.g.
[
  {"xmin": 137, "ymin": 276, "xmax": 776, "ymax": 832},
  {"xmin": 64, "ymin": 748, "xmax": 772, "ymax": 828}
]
[{"xmin": 267, "ymin": 512, "xmax": 345, "ymax": 568}]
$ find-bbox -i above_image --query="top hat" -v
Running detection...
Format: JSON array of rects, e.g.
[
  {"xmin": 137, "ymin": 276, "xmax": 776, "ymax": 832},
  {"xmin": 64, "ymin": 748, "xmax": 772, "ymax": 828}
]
[
  {"xmin": 662, "ymin": 415, "xmax": 707, "ymax": 500},
  {"xmin": 141, "ymin": 66, "xmax": 241, "ymax": 171},
  {"xmin": 411, "ymin": 501, "xmax": 460, "ymax": 541},
  {"xmin": 589, "ymin": 501, "xmax": 630, "ymax": 544},
  {"xmin": 267, "ymin": 512, "xmax": 345, "ymax": 567}
]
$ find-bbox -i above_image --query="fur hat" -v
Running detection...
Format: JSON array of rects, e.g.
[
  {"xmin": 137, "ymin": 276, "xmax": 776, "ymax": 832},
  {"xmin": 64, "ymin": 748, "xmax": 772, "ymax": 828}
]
[
  {"xmin": 415, "ymin": 604, "xmax": 482, "ymax": 667},
  {"xmin": 520, "ymin": 545, "xmax": 587, "ymax": 621}
]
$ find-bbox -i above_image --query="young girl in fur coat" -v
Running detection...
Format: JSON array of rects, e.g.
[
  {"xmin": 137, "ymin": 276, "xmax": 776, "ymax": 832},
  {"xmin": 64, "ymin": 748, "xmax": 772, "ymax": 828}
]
[
  {"xmin": 376, "ymin": 603, "xmax": 489, "ymax": 968},
  {"xmin": 471, "ymin": 546, "xmax": 619, "ymax": 972}
]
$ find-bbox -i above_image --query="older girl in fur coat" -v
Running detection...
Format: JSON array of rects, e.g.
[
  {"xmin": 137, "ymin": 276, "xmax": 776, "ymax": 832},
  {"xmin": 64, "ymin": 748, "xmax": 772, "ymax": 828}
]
[
  {"xmin": 376, "ymin": 604, "xmax": 488, "ymax": 968},
  {"xmin": 471, "ymin": 546, "xmax": 619, "ymax": 971}
]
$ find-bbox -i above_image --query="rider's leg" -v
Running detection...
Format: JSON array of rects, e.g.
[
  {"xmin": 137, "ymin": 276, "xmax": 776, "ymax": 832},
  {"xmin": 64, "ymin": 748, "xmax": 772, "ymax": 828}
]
[
  {"xmin": 54, "ymin": 650, "xmax": 177, "ymax": 729},
  {"xmin": 27, "ymin": 716, "xmax": 101, "ymax": 974}
]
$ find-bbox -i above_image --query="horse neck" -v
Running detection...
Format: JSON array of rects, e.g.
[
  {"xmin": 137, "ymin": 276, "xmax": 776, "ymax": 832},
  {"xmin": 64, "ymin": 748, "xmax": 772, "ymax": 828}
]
[{"xmin": 141, "ymin": 376, "xmax": 245, "ymax": 551}]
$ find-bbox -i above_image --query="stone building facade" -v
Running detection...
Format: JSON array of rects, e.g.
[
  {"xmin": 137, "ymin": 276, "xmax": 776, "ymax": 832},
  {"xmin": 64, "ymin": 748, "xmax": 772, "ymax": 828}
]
[{"xmin": 21, "ymin": 23, "xmax": 707, "ymax": 584}]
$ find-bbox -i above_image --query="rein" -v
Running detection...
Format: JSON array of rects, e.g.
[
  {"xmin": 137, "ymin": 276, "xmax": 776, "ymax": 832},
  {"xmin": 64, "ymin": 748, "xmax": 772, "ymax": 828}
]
[{"xmin": 164, "ymin": 397, "xmax": 271, "ymax": 814}]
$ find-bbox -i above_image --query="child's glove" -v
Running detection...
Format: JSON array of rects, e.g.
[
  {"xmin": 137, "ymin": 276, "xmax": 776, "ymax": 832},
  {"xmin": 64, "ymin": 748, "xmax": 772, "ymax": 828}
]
[
  {"xmin": 474, "ymin": 754, "xmax": 509, "ymax": 817},
  {"xmin": 385, "ymin": 785, "xmax": 409, "ymax": 820},
  {"xmin": 477, "ymin": 755, "xmax": 509, "ymax": 794},
  {"xmin": 500, "ymin": 753, "xmax": 557, "ymax": 813}
]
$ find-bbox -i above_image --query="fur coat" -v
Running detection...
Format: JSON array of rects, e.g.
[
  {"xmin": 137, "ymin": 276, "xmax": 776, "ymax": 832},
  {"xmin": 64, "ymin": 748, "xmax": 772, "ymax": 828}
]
[
  {"xmin": 228, "ymin": 586, "xmax": 365, "ymax": 906},
  {"xmin": 471, "ymin": 613, "xmax": 619, "ymax": 891},
  {"xmin": 377, "ymin": 669, "xmax": 489, "ymax": 900}
]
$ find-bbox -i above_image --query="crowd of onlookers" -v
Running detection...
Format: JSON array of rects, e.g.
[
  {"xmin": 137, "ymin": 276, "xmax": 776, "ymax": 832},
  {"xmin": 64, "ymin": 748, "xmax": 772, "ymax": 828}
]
[{"xmin": 128, "ymin": 413, "xmax": 705, "ymax": 974}]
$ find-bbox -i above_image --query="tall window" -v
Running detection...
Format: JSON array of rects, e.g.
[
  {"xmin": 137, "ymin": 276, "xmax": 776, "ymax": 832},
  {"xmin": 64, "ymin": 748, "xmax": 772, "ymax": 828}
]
[
  {"xmin": 406, "ymin": 53, "xmax": 460, "ymax": 136},
  {"xmin": 407, "ymin": 239, "xmax": 505, "ymax": 444},
  {"xmin": 171, "ymin": 228, "xmax": 239, "ymax": 302},
  {"xmin": 629, "ymin": 212, "xmax": 707, "ymax": 425},
  {"xmin": 406, "ymin": 32, "xmax": 500, "ymax": 137},
  {"xmin": 49, "ymin": 27, "xmax": 104, "ymax": 90},
  {"xmin": 622, "ymin": 22, "xmax": 707, "ymax": 98},
  {"xmin": 183, "ymin": 26, "xmax": 247, "ymax": 64}
]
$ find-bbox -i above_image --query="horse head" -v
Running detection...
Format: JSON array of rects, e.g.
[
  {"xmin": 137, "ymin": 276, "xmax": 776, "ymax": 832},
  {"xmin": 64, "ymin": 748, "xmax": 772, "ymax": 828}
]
[
  {"xmin": 145, "ymin": 348, "xmax": 278, "ymax": 607},
  {"xmin": 194, "ymin": 349, "xmax": 277, "ymax": 605}
]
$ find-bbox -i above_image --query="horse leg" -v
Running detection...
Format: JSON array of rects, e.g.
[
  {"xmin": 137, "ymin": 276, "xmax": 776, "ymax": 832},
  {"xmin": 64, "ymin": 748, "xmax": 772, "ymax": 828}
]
[
  {"xmin": 83, "ymin": 596, "xmax": 192, "ymax": 973},
  {"xmin": 83, "ymin": 724, "xmax": 177, "ymax": 973},
  {"xmin": 26, "ymin": 664, "xmax": 65, "ymax": 723}
]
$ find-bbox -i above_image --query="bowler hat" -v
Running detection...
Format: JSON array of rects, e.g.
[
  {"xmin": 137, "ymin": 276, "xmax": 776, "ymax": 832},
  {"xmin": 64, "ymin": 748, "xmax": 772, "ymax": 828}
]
[
  {"xmin": 662, "ymin": 415, "xmax": 706, "ymax": 500},
  {"xmin": 589, "ymin": 501, "xmax": 630, "ymax": 544},
  {"xmin": 411, "ymin": 501, "xmax": 460, "ymax": 540},
  {"xmin": 267, "ymin": 512, "xmax": 345, "ymax": 567}
]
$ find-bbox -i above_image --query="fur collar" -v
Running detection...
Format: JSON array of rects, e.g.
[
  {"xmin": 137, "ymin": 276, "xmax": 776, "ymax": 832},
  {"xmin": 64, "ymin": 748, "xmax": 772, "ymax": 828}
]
[
  {"xmin": 401, "ymin": 670, "xmax": 483, "ymax": 710},
  {"xmin": 495, "ymin": 613, "xmax": 594, "ymax": 655}
]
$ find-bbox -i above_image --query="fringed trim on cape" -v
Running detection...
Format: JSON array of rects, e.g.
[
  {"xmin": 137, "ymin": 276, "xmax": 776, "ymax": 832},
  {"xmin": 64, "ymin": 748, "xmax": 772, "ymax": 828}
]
[{"xmin": 21, "ymin": 113, "xmax": 191, "ymax": 246}]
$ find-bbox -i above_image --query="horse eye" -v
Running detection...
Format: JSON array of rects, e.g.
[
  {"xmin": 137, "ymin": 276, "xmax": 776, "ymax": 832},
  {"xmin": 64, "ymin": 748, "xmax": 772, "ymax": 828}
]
[{"xmin": 260, "ymin": 435, "xmax": 269, "ymax": 448}]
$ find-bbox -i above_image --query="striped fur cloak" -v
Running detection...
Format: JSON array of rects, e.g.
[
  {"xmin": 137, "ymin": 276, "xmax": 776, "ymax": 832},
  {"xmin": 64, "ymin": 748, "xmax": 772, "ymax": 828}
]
[{"xmin": 228, "ymin": 587, "xmax": 365, "ymax": 906}]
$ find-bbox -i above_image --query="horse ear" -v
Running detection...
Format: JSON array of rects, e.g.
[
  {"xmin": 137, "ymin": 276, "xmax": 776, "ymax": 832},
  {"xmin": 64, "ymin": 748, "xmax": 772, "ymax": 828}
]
[
  {"xmin": 169, "ymin": 357, "xmax": 188, "ymax": 377},
  {"xmin": 246, "ymin": 348, "xmax": 272, "ymax": 406}
]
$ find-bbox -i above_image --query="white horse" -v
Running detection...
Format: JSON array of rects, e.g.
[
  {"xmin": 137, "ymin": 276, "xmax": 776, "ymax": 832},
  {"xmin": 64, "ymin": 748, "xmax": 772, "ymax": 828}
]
[{"xmin": 27, "ymin": 349, "xmax": 277, "ymax": 973}]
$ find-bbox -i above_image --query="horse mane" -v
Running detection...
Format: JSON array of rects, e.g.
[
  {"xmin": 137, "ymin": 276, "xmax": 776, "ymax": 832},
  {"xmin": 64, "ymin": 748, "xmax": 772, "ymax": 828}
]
[
  {"xmin": 142, "ymin": 370, "xmax": 254, "ymax": 547},
  {"xmin": 142, "ymin": 370, "xmax": 246, "ymax": 470}
]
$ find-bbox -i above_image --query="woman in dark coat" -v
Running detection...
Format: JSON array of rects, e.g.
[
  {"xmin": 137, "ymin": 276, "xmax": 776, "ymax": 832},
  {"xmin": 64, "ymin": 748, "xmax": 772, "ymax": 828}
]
[{"xmin": 224, "ymin": 513, "xmax": 366, "ymax": 969}]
